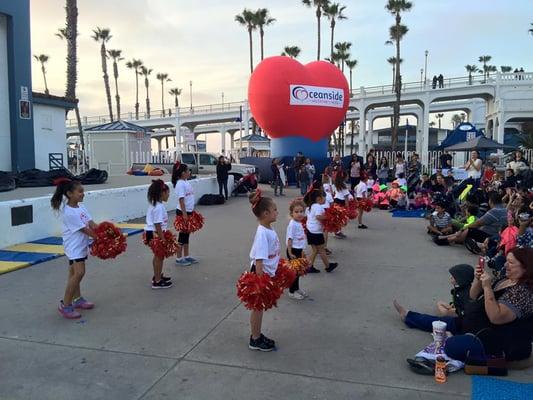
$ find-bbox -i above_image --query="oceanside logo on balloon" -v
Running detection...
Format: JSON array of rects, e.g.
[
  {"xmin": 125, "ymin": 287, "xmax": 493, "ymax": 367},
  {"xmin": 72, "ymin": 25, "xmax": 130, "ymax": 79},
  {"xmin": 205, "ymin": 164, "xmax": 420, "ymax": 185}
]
[
  {"xmin": 290, "ymin": 85, "xmax": 344, "ymax": 108},
  {"xmin": 248, "ymin": 56, "xmax": 349, "ymax": 142}
]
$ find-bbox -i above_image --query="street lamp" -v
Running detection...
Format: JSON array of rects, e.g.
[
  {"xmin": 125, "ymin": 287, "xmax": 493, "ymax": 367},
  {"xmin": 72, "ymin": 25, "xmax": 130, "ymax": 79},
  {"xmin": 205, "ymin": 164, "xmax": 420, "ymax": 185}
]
[
  {"xmin": 222, "ymin": 92, "xmax": 225, "ymax": 107},
  {"xmin": 424, "ymin": 50, "xmax": 428, "ymax": 85},
  {"xmin": 420, "ymin": 68, "xmax": 424, "ymax": 88},
  {"xmin": 189, "ymin": 80, "xmax": 193, "ymax": 111}
]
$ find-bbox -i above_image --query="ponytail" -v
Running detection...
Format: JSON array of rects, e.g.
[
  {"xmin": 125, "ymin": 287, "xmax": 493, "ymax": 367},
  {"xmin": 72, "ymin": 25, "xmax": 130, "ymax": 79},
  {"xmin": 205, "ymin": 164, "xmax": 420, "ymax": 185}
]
[
  {"xmin": 171, "ymin": 162, "xmax": 188, "ymax": 187},
  {"xmin": 51, "ymin": 179, "xmax": 81, "ymax": 210}
]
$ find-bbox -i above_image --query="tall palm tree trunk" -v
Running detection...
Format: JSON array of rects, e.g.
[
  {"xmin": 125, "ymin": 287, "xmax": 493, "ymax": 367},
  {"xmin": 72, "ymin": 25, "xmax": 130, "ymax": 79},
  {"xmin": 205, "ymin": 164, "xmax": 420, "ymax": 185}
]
[
  {"xmin": 145, "ymin": 82, "xmax": 150, "ymax": 119},
  {"xmin": 349, "ymin": 69, "xmax": 353, "ymax": 93},
  {"xmin": 260, "ymin": 28, "xmax": 264, "ymax": 60},
  {"xmin": 330, "ymin": 23, "xmax": 335, "ymax": 61},
  {"xmin": 392, "ymin": 14, "xmax": 401, "ymax": 152},
  {"xmin": 349, "ymin": 120, "xmax": 355, "ymax": 155},
  {"xmin": 65, "ymin": 0, "xmax": 85, "ymax": 152},
  {"xmin": 134, "ymin": 71, "xmax": 139, "ymax": 119},
  {"xmin": 248, "ymin": 28, "xmax": 253, "ymax": 73},
  {"xmin": 41, "ymin": 64, "xmax": 49, "ymax": 94},
  {"xmin": 161, "ymin": 81, "xmax": 165, "ymax": 117},
  {"xmin": 100, "ymin": 43, "xmax": 113, "ymax": 121},
  {"xmin": 113, "ymin": 62, "xmax": 120, "ymax": 118},
  {"xmin": 174, "ymin": 95, "xmax": 179, "ymax": 108}
]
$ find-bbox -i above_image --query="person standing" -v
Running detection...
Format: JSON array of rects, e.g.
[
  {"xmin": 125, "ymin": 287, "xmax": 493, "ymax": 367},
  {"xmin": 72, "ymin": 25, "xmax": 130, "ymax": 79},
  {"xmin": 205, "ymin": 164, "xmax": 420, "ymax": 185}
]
[
  {"xmin": 377, "ymin": 157, "xmax": 390, "ymax": 183},
  {"xmin": 216, "ymin": 156, "xmax": 232, "ymax": 200},
  {"xmin": 438, "ymin": 74, "xmax": 444, "ymax": 88},
  {"xmin": 432, "ymin": 75, "xmax": 437, "ymax": 89},
  {"xmin": 464, "ymin": 150, "xmax": 483, "ymax": 181},
  {"xmin": 408, "ymin": 153, "xmax": 422, "ymax": 181},
  {"xmin": 271, "ymin": 159, "xmax": 284, "ymax": 196},
  {"xmin": 292, "ymin": 152, "xmax": 305, "ymax": 188},
  {"xmin": 394, "ymin": 154, "xmax": 406, "ymax": 179},
  {"xmin": 349, "ymin": 153, "xmax": 362, "ymax": 191},
  {"xmin": 440, "ymin": 150, "xmax": 453, "ymax": 169},
  {"xmin": 365, "ymin": 154, "xmax": 378, "ymax": 181}
]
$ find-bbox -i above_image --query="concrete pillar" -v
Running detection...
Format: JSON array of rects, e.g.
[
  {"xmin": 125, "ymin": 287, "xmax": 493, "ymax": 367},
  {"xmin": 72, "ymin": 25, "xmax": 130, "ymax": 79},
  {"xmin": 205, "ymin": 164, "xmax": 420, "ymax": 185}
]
[
  {"xmin": 421, "ymin": 100, "xmax": 430, "ymax": 169},
  {"xmin": 496, "ymin": 115, "xmax": 505, "ymax": 144},
  {"xmin": 220, "ymin": 130, "xmax": 226, "ymax": 153},
  {"xmin": 230, "ymin": 132, "xmax": 235, "ymax": 149},
  {"xmin": 357, "ymin": 100, "xmax": 366, "ymax": 156},
  {"xmin": 366, "ymin": 113, "xmax": 374, "ymax": 153},
  {"xmin": 174, "ymin": 111, "xmax": 181, "ymax": 150},
  {"xmin": 156, "ymin": 137, "xmax": 162, "ymax": 153}
]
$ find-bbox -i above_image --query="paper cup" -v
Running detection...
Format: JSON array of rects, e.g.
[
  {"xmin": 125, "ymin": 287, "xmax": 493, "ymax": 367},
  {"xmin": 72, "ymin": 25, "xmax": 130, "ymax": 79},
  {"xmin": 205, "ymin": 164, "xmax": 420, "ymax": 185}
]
[{"xmin": 432, "ymin": 320, "xmax": 447, "ymax": 342}]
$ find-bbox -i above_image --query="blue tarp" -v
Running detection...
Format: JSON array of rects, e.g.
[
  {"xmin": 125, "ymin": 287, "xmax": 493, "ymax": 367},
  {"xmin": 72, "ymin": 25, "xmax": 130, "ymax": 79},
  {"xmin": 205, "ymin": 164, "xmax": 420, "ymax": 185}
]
[{"xmin": 439, "ymin": 122, "xmax": 482, "ymax": 149}]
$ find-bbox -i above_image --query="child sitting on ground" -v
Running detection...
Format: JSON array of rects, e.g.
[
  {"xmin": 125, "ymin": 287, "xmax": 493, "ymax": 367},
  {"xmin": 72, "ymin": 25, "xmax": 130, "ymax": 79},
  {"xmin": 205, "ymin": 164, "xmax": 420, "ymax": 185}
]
[
  {"xmin": 436, "ymin": 264, "xmax": 474, "ymax": 317},
  {"xmin": 386, "ymin": 180, "xmax": 404, "ymax": 208},
  {"xmin": 427, "ymin": 202, "xmax": 453, "ymax": 236}
]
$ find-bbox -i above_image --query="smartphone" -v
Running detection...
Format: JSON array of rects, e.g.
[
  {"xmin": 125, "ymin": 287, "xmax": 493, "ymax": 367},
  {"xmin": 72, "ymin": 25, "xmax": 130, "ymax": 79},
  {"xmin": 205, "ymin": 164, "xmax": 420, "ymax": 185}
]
[{"xmin": 477, "ymin": 256, "xmax": 485, "ymax": 274}]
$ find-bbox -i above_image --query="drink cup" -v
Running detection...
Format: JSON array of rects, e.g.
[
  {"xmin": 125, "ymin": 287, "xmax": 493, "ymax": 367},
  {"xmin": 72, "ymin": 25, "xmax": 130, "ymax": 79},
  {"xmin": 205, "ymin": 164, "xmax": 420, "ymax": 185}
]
[{"xmin": 432, "ymin": 320, "xmax": 447, "ymax": 342}]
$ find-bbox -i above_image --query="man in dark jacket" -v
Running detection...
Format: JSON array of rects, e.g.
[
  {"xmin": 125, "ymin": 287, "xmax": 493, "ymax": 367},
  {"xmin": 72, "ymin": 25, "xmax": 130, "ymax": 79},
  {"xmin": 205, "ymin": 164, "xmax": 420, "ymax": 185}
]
[{"xmin": 216, "ymin": 156, "xmax": 232, "ymax": 200}]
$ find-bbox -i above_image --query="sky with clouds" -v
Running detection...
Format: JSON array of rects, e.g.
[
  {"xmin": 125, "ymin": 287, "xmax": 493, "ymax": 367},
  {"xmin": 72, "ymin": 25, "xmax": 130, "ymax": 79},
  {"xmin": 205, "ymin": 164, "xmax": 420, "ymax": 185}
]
[{"xmin": 30, "ymin": 0, "xmax": 533, "ymax": 149}]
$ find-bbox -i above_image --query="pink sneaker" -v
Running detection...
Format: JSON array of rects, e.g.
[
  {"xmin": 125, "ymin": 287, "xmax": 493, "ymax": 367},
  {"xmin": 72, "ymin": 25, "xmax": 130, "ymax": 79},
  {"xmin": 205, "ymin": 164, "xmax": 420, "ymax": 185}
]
[
  {"xmin": 58, "ymin": 301, "xmax": 81, "ymax": 319},
  {"xmin": 73, "ymin": 297, "xmax": 95, "ymax": 310}
]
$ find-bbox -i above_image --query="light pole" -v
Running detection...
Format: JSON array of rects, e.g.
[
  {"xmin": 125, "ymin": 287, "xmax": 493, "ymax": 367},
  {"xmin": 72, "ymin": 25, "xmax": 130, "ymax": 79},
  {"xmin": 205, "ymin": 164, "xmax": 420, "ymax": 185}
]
[
  {"xmin": 424, "ymin": 50, "xmax": 428, "ymax": 85},
  {"xmin": 189, "ymin": 80, "xmax": 193, "ymax": 111},
  {"xmin": 420, "ymin": 68, "xmax": 424, "ymax": 88},
  {"xmin": 222, "ymin": 92, "xmax": 224, "ymax": 107}
]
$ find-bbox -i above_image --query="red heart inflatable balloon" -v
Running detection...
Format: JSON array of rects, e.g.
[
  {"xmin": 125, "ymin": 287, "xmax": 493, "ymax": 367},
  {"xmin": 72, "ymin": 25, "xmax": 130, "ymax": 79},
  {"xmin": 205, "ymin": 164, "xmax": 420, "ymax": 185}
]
[{"xmin": 248, "ymin": 56, "xmax": 349, "ymax": 142}]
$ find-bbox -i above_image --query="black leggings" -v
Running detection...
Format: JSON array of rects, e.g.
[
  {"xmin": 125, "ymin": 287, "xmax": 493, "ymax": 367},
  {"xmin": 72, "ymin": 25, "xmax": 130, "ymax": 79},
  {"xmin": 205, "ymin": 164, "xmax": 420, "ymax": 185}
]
[
  {"xmin": 176, "ymin": 210, "xmax": 192, "ymax": 244},
  {"xmin": 218, "ymin": 178, "xmax": 228, "ymax": 199},
  {"xmin": 286, "ymin": 248, "xmax": 303, "ymax": 293}
]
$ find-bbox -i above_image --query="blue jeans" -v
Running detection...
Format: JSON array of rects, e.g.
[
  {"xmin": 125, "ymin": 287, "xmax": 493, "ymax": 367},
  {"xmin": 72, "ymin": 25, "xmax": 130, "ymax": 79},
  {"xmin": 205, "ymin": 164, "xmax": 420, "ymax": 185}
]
[
  {"xmin": 300, "ymin": 181, "xmax": 308, "ymax": 196},
  {"xmin": 404, "ymin": 311, "xmax": 459, "ymax": 334}
]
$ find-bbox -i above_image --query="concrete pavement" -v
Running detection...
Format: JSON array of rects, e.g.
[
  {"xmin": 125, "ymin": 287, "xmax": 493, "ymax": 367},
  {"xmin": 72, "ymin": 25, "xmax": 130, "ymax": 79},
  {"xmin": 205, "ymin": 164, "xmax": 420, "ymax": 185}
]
[{"xmin": 0, "ymin": 185, "xmax": 531, "ymax": 399}]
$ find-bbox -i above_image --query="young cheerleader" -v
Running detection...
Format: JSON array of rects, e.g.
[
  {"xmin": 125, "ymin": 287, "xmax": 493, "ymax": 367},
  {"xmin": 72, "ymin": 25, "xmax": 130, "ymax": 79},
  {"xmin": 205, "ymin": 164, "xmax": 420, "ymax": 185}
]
[
  {"xmin": 172, "ymin": 163, "xmax": 197, "ymax": 266},
  {"xmin": 248, "ymin": 190, "xmax": 280, "ymax": 351},
  {"xmin": 333, "ymin": 171, "xmax": 353, "ymax": 238},
  {"xmin": 286, "ymin": 199, "xmax": 308, "ymax": 300},
  {"xmin": 355, "ymin": 174, "xmax": 369, "ymax": 229},
  {"xmin": 304, "ymin": 188, "xmax": 338, "ymax": 273},
  {"xmin": 321, "ymin": 173, "xmax": 334, "ymax": 255},
  {"xmin": 145, "ymin": 179, "xmax": 173, "ymax": 289},
  {"xmin": 51, "ymin": 179, "xmax": 97, "ymax": 319}
]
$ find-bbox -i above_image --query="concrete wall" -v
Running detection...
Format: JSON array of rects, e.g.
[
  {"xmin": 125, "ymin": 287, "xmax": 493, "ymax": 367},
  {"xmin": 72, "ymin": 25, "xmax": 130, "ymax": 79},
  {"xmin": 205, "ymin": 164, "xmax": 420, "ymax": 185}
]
[
  {"xmin": 0, "ymin": 176, "xmax": 234, "ymax": 248},
  {"xmin": 33, "ymin": 104, "xmax": 67, "ymax": 170},
  {"xmin": 0, "ymin": 14, "xmax": 10, "ymax": 171}
]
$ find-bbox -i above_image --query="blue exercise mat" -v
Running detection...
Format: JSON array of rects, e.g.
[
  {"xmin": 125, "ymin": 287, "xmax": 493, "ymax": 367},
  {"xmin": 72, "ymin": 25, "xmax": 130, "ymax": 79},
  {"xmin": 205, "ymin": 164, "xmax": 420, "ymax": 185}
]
[
  {"xmin": 30, "ymin": 237, "xmax": 63, "ymax": 245},
  {"xmin": 0, "ymin": 250, "xmax": 58, "ymax": 264},
  {"xmin": 472, "ymin": 376, "xmax": 533, "ymax": 400},
  {"xmin": 391, "ymin": 210, "xmax": 426, "ymax": 218}
]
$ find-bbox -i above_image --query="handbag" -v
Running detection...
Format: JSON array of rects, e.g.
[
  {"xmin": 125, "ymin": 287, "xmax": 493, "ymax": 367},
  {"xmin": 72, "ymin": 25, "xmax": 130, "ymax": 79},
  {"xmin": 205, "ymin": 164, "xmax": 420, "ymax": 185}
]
[{"xmin": 464, "ymin": 352, "xmax": 507, "ymax": 376}]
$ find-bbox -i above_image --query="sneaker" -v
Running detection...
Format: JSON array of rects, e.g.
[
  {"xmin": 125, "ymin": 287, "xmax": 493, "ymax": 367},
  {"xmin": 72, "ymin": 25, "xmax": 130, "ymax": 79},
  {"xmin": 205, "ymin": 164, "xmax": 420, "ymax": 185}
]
[
  {"xmin": 175, "ymin": 258, "xmax": 192, "ymax": 266},
  {"xmin": 307, "ymin": 266, "xmax": 321, "ymax": 273},
  {"xmin": 185, "ymin": 256, "xmax": 199, "ymax": 264},
  {"xmin": 325, "ymin": 263, "xmax": 338, "ymax": 273},
  {"xmin": 358, "ymin": 224, "xmax": 368, "ymax": 229},
  {"xmin": 73, "ymin": 297, "xmax": 95, "ymax": 310},
  {"xmin": 58, "ymin": 301, "xmax": 81, "ymax": 319},
  {"xmin": 152, "ymin": 280, "xmax": 173, "ymax": 289},
  {"xmin": 260, "ymin": 333, "xmax": 275, "ymax": 346},
  {"xmin": 296, "ymin": 289, "xmax": 308, "ymax": 298},
  {"xmin": 465, "ymin": 238, "xmax": 481, "ymax": 255},
  {"xmin": 288, "ymin": 291, "xmax": 305, "ymax": 300},
  {"xmin": 152, "ymin": 275, "xmax": 172, "ymax": 283},
  {"xmin": 334, "ymin": 232, "xmax": 347, "ymax": 238},
  {"xmin": 249, "ymin": 335, "xmax": 276, "ymax": 352}
]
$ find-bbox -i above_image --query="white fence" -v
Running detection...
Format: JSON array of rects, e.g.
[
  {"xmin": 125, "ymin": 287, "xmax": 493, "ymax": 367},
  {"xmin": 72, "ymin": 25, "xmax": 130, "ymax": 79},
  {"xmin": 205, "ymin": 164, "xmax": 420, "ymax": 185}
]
[{"xmin": 131, "ymin": 151, "xmax": 177, "ymax": 165}]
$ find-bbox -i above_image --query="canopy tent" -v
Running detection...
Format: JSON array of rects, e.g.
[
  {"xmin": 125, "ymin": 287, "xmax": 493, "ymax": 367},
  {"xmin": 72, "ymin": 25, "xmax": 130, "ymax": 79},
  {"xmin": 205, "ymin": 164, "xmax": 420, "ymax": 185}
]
[
  {"xmin": 444, "ymin": 135, "xmax": 516, "ymax": 151},
  {"xmin": 439, "ymin": 122, "xmax": 482, "ymax": 149}
]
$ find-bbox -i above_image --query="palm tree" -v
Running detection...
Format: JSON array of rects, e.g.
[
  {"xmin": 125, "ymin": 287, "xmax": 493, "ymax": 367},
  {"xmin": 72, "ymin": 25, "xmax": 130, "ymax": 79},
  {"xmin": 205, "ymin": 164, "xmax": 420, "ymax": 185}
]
[
  {"xmin": 91, "ymin": 27, "xmax": 113, "ymax": 121},
  {"xmin": 436, "ymin": 113, "xmax": 444, "ymax": 129},
  {"xmin": 33, "ymin": 54, "xmax": 50, "ymax": 95},
  {"xmin": 302, "ymin": 0, "xmax": 330, "ymax": 60},
  {"xmin": 387, "ymin": 56, "xmax": 402, "ymax": 92},
  {"xmin": 500, "ymin": 65, "xmax": 513, "ymax": 73},
  {"xmin": 156, "ymin": 73, "xmax": 171, "ymax": 117},
  {"xmin": 478, "ymin": 55, "xmax": 491, "ymax": 80},
  {"xmin": 126, "ymin": 59, "xmax": 143, "ymax": 119},
  {"xmin": 169, "ymin": 88, "xmax": 182, "ymax": 108},
  {"xmin": 235, "ymin": 9, "xmax": 257, "ymax": 73},
  {"xmin": 281, "ymin": 46, "xmax": 301, "ymax": 58},
  {"xmin": 465, "ymin": 64, "xmax": 478, "ymax": 85},
  {"xmin": 485, "ymin": 65, "xmax": 497, "ymax": 79},
  {"xmin": 451, "ymin": 114, "xmax": 462, "ymax": 128},
  {"xmin": 334, "ymin": 41, "xmax": 351, "ymax": 72},
  {"xmin": 323, "ymin": 3, "xmax": 347, "ymax": 63},
  {"xmin": 345, "ymin": 59, "xmax": 357, "ymax": 94},
  {"xmin": 255, "ymin": 8, "xmax": 275, "ymax": 61},
  {"xmin": 107, "ymin": 49, "xmax": 123, "ymax": 119},
  {"xmin": 56, "ymin": 1, "xmax": 85, "ymax": 152},
  {"xmin": 140, "ymin": 66, "xmax": 152, "ymax": 118},
  {"xmin": 386, "ymin": 0, "xmax": 413, "ymax": 152},
  {"xmin": 429, "ymin": 121, "xmax": 436, "ymax": 128}
]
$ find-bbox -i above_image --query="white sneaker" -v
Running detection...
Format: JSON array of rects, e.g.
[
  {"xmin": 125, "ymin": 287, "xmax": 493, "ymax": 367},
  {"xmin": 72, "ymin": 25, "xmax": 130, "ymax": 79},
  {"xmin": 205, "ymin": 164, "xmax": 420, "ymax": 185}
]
[
  {"xmin": 296, "ymin": 289, "xmax": 308, "ymax": 298},
  {"xmin": 175, "ymin": 258, "xmax": 192, "ymax": 266},
  {"xmin": 288, "ymin": 291, "xmax": 305, "ymax": 300}
]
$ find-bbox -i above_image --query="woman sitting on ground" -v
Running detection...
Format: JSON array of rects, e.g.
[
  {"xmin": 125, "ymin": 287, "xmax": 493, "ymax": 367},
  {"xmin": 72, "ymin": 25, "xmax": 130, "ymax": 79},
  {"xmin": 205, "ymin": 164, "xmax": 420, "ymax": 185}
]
[{"xmin": 394, "ymin": 247, "xmax": 533, "ymax": 362}]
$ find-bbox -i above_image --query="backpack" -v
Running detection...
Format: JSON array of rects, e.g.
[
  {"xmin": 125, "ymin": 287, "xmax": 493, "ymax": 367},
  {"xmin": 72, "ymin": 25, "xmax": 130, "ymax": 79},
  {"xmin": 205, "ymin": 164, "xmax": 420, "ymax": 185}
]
[{"xmin": 198, "ymin": 194, "xmax": 225, "ymax": 205}]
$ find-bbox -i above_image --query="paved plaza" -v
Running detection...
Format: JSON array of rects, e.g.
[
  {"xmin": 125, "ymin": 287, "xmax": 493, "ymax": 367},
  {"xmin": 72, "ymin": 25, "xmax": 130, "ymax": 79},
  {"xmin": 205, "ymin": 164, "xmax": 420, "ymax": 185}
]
[{"xmin": 1, "ymin": 185, "xmax": 531, "ymax": 399}]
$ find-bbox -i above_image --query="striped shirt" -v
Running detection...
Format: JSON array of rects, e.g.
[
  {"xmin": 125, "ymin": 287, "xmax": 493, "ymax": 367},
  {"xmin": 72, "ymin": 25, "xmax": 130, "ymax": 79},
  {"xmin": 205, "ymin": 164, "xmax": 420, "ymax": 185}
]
[{"xmin": 431, "ymin": 211, "xmax": 452, "ymax": 229}]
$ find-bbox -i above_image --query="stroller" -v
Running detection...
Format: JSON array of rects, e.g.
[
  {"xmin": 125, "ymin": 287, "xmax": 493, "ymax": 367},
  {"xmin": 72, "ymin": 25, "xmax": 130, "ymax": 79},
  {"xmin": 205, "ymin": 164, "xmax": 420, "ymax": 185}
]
[{"xmin": 232, "ymin": 172, "xmax": 258, "ymax": 196}]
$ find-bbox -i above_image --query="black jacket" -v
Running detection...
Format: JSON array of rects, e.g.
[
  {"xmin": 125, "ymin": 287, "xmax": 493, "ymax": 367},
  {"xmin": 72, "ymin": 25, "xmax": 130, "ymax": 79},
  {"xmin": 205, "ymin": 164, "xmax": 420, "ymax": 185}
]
[{"xmin": 216, "ymin": 162, "xmax": 231, "ymax": 180}]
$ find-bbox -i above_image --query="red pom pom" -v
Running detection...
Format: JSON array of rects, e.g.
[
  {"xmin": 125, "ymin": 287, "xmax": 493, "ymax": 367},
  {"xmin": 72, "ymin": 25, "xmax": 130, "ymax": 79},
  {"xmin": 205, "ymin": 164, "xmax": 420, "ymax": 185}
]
[
  {"xmin": 346, "ymin": 199, "xmax": 359, "ymax": 220},
  {"xmin": 143, "ymin": 231, "xmax": 179, "ymax": 259},
  {"xmin": 236, "ymin": 271, "xmax": 283, "ymax": 311},
  {"xmin": 358, "ymin": 198, "xmax": 373, "ymax": 212},
  {"xmin": 90, "ymin": 221, "xmax": 127, "ymax": 259},
  {"xmin": 272, "ymin": 259, "xmax": 297, "ymax": 289},
  {"xmin": 174, "ymin": 211, "xmax": 204, "ymax": 233},
  {"xmin": 322, "ymin": 204, "xmax": 349, "ymax": 233},
  {"xmin": 287, "ymin": 257, "xmax": 310, "ymax": 276}
]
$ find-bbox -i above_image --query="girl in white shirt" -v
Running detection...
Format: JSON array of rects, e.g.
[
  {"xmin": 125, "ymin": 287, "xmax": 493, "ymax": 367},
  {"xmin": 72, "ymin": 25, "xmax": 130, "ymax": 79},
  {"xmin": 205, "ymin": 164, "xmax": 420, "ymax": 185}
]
[
  {"xmin": 333, "ymin": 172, "xmax": 353, "ymax": 238},
  {"xmin": 321, "ymin": 174, "xmax": 334, "ymax": 255},
  {"xmin": 145, "ymin": 179, "xmax": 172, "ymax": 289},
  {"xmin": 172, "ymin": 163, "xmax": 197, "ymax": 266},
  {"xmin": 286, "ymin": 199, "xmax": 308, "ymax": 300},
  {"xmin": 355, "ymin": 175, "xmax": 369, "ymax": 229},
  {"xmin": 304, "ymin": 188, "xmax": 339, "ymax": 274},
  {"xmin": 248, "ymin": 190, "xmax": 280, "ymax": 352},
  {"xmin": 51, "ymin": 180, "xmax": 97, "ymax": 320}
]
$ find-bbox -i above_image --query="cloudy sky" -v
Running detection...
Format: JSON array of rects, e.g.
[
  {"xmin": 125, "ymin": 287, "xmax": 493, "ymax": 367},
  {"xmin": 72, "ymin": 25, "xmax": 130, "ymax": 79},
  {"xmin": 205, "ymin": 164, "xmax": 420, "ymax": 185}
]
[{"xmin": 30, "ymin": 0, "xmax": 532, "ymax": 149}]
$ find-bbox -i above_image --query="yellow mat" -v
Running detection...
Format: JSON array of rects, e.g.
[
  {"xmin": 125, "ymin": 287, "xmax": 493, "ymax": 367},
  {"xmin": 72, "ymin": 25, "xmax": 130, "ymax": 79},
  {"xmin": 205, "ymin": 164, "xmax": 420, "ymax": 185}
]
[
  {"xmin": 5, "ymin": 243, "xmax": 65, "ymax": 254},
  {"xmin": 0, "ymin": 261, "xmax": 30, "ymax": 274}
]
